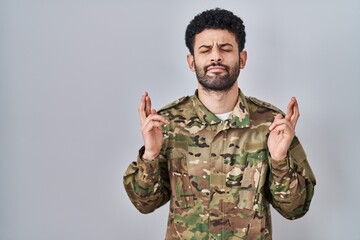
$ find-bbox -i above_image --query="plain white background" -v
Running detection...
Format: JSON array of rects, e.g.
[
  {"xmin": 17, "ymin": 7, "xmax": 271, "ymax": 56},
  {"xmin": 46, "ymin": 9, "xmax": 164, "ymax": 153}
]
[{"xmin": 1, "ymin": 0, "xmax": 360, "ymax": 239}]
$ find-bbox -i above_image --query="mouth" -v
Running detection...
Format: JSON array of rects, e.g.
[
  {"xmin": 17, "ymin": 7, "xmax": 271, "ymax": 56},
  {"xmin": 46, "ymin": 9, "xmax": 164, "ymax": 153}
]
[{"xmin": 206, "ymin": 65, "xmax": 227, "ymax": 74}]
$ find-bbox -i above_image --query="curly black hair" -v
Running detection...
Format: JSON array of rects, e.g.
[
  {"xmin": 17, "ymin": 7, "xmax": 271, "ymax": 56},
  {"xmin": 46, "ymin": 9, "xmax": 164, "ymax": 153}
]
[{"xmin": 185, "ymin": 8, "xmax": 246, "ymax": 55}]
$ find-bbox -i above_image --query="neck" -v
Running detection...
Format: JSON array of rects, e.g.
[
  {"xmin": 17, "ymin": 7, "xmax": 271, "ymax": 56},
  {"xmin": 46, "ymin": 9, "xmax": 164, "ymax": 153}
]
[{"xmin": 197, "ymin": 82, "xmax": 239, "ymax": 114}]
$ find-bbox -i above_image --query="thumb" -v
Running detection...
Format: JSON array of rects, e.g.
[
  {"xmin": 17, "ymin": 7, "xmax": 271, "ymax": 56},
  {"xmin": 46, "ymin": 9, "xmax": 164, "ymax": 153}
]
[
  {"xmin": 274, "ymin": 113, "xmax": 283, "ymax": 120},
  {"xmin": 269, "ymin": 114, "xmax": 283, "ymax": 131}
]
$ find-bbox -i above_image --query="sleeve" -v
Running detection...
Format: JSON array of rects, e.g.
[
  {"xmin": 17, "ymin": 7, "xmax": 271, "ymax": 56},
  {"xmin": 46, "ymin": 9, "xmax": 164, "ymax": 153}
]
[
  {"xmin": 267, "ymin": 136, "xmax": 316, "ymax": 220},
  {"xmin": 123, "ymin": 146, "xmax": 171, "ymax": 214}
]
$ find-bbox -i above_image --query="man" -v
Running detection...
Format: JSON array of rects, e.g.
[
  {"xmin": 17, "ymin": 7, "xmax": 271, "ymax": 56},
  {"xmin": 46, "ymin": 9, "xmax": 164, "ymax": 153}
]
[{"xmin": 124, "ymin": 8, "xmax": 316, "ymax": 240}]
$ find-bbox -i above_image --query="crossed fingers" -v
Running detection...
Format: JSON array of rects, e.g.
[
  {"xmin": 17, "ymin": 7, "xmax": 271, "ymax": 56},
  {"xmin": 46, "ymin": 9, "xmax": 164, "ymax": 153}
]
[
  {"xmin": 138, "ymin": 92, "xmax": 168, "ymax": 128},
  {"xmin": 269, "ymin": 97, "xmax": 299, "ymax": 133},
  {"xmin": 285, "ymin": 97, "xmax": 300, "ymax": 129}
]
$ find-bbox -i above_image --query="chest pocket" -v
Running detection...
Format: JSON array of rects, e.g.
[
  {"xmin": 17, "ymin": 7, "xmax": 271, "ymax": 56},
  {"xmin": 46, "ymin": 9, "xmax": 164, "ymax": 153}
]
[{"xmin": 169, "ymin": 152, "xmax": 195, "ymax": 209}]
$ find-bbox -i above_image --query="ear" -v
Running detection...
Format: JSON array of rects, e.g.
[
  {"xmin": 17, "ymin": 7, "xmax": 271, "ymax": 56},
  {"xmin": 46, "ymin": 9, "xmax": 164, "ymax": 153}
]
[
  {"xmin": 239, "ymin": 51, "xmax": 247, "ymax": 69},
  {"xmin": 187, "ymin": 54, "xmax": 195, "ymax": 72}
]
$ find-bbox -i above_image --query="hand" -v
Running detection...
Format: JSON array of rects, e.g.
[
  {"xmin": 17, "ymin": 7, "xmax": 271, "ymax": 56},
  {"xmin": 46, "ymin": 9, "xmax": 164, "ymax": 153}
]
[
  {"xmin": 138, "ymin": 92, "xmax": 168, "ymax": 160},
  {"xmin": 267, "ymin": 97, "xmax": 299, "ymax": 160}
]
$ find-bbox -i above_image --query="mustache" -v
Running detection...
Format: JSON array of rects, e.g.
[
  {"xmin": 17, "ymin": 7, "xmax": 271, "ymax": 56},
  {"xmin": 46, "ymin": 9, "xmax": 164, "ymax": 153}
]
[{"xmin": 204, "ymin": 63, "xmax": 230, "ymax": 72}]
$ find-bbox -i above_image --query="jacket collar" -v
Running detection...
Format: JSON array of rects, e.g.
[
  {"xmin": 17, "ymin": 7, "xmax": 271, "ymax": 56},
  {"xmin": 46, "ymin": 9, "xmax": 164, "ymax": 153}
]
[{"xmin": 191, "ymin": 89, "xmax": 250, "ymax": 128}]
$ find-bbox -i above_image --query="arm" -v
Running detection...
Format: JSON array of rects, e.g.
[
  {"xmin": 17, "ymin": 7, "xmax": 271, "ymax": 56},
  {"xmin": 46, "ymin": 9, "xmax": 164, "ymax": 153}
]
[
  {"xmin": 123, "ymin": 147, "xmax": 170, "ymax": 214},
  {"xmin": 267, "ymin": 136, "xmax": 316, "ymax": 219},
  {"xmin": 123, "ymin": 92, "xmax": 171, "ymax": 214},
  {"xmin": 267, "ymin": 97, "xmax": 316, "ymax": 219}
]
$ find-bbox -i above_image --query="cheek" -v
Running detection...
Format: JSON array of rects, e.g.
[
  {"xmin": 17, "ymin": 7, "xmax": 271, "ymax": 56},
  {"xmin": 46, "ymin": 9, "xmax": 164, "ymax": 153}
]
[
  {"xmin": 193, "ymin": 58, "xmax": 204, "ymax": 71},
  {"xmin": 229, "ymin": 55, "xmax": 241, "ymax": 68},
  {"xmin": 195, "ymin": 62, "xmax": 206, "ymax": 74}
]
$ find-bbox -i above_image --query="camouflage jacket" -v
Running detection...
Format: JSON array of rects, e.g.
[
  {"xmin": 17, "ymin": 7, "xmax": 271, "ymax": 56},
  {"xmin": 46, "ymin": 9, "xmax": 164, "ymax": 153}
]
[{"xmin": 123, "ymin": 89, "xmax": 316, "ymax": 240}]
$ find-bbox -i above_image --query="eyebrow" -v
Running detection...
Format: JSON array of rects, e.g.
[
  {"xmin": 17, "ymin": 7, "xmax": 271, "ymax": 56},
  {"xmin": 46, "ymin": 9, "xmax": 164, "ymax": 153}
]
[
  {"xmin": 198, "ymin": 45, "xmax": 212, "ymax": 50},
  {"xmin": 219, "ymin": 43, "xmax": 233, "ymax": 48},
  {"xmin": 198, "ymin": 43, "xmax": 234, "ymax": 50}
]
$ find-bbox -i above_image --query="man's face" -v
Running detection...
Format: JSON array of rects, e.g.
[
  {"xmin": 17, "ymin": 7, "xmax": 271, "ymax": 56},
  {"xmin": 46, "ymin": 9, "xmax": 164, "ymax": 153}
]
[{"xmin": 187, "ymin": 29, "xmax": 247, "ymax": 92}]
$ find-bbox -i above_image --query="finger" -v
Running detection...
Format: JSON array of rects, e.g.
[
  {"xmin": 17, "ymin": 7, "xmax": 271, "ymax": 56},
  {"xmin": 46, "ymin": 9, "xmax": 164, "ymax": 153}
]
[
  {"xmin": 290, "ymin": 97, "xmax": 300, "ymax": 128},
  {"xmin": 142, "ymin": 114, "xmax": 169, "ymax": 127},
  {"xmin": 142, "ymin": 116, "xmax": 168, "ymax": 135},
  {"xmin": 149, "ymin": 109, "xmax": 167, "ymax": 123},
  {"xmin": 270, "ymin": 122, "xmax": 293, "ymax": 133},
  {"xmin": 269, "ymin": 115, "xmax": 295, "ymax": 131},
  {"xmin": 145, "ymin": 94, "xmax": 152, "ymax": 117},
  {"xmin": 269, "ymin": 118, "xmax": 289, "ymax": 131},
  {"xmin": 142, "ymin": 119, "xmax": 164, "ymax": 132},
  {"xmin": 285, "ymin": 97, "xmax": 296, "ymax": 121},
  {"xmin": 138, "ymin": 93, "xmax": 147, "ymax": 124},
  {"xmin": 269, "ymin": 114, "xmax": 283, "ymax": 130}
]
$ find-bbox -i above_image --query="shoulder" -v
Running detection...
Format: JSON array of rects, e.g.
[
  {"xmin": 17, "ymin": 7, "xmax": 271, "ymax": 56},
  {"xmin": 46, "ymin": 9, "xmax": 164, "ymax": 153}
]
[
  {"xmin": 157, "ymin": 96, "xmax": 191, "ymax": 114},
  {"xmin": 246, "ymin": 96, "xmax": 285, "ymax": 116},
  {"xmin": 157, "ymin": 95, "xmax": 196, "ymax": 127}
]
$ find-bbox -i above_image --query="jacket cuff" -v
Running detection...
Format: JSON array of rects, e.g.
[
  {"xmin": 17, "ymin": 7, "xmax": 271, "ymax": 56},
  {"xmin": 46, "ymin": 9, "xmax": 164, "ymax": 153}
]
[
  {"xmin": 269, "ymin": 153, "xmax": 291, "ymax": 179},
  {"xmin": 269, "ymin": 140, "xmax": 304, "ymax": 178},
  {"xmin": 136, "ymin": 146, "xmax": 160, "ymax": 180}
]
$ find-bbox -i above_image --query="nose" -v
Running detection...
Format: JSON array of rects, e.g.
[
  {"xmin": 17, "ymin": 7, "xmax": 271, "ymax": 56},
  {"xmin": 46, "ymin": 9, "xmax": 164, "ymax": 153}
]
[{"xmin": 210, "ymin": 48, "xmax": 222, "ymax": 63}]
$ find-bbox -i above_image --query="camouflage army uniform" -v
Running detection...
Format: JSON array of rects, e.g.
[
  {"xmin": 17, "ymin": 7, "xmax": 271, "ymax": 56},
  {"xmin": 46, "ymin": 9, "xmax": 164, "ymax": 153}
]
[{"xmin": 123, "ymin": 89, "xmax": 316, "ymax": 240}]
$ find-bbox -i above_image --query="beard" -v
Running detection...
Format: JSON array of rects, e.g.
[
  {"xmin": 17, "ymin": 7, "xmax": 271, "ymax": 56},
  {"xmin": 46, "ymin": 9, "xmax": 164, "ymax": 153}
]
[{"xmin": 195, "ymin": 61, "xmax": 240, "ymax": 92}]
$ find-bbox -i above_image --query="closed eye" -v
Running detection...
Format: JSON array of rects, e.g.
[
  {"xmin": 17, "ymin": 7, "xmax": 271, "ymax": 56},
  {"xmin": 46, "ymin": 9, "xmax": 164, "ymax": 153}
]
[
  {"xmin": 219, "ymin": 43, "xmax": 233, "ymax": 52},
  {"xmin": 198, "ymin": 45, "xmax": 212, "ymax": 53}
]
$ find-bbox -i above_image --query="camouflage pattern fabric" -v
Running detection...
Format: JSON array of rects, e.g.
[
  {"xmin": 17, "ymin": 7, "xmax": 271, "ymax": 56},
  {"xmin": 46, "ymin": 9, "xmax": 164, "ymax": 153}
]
[{"xmin": 123, "ymin": 89, "xmax": 316, "ymax": 240}]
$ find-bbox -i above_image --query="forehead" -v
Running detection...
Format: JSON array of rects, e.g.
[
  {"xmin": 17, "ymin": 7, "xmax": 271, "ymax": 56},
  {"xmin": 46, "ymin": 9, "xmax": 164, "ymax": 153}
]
[{"xmin": 194, "ymin": 29, "xmax": 237, "ymax": 46}]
